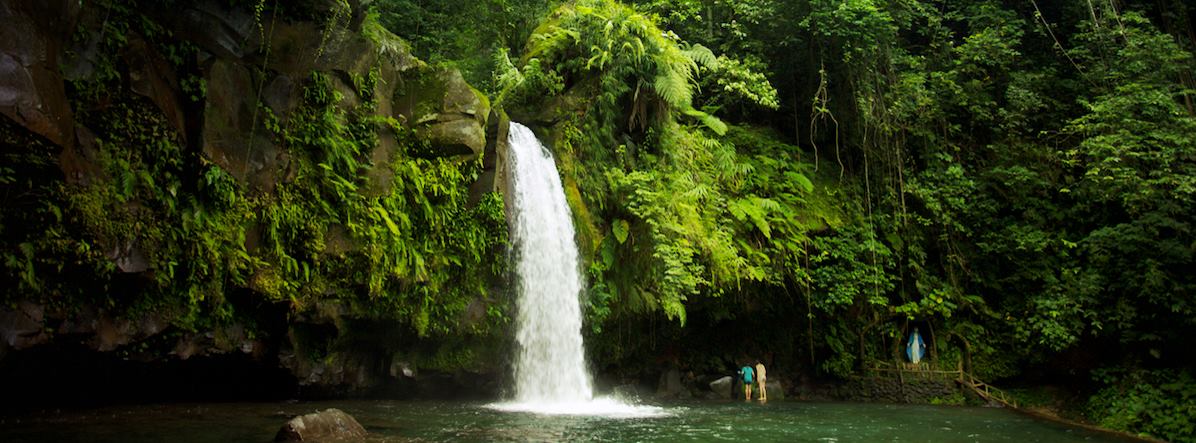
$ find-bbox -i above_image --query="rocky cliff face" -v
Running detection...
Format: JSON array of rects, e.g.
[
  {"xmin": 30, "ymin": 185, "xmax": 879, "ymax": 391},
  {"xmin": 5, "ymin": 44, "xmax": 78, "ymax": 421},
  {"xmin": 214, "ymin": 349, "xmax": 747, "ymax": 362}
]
[{"xmin": 0, "ymin": 0, "xmax": 509, "ymax": 402}]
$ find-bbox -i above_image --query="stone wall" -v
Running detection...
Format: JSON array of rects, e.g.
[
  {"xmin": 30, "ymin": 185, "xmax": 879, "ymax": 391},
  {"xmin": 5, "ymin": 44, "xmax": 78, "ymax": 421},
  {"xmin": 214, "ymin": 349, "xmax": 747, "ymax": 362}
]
[{"xmin": 827, "ymin": 377, "xmax": 964, "ymax": 404}]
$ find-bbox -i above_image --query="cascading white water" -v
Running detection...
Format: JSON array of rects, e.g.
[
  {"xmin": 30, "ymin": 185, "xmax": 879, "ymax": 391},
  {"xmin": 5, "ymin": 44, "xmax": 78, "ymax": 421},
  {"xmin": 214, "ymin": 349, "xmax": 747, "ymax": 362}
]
[
  {"xmin": 507, "ymin": 122, "xmax": 593, "ymax": 403},
  {"xmin": 488, "ymin": 123, "xmax": 664, "ymax": 417}
]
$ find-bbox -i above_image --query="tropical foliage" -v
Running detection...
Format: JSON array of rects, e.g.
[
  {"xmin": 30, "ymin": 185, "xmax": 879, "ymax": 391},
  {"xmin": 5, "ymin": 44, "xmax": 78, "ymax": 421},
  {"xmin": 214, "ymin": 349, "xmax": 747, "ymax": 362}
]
[
  {"xmin": 3, "ymin": 0, "xmax": 1195, "ymax": 439},
  {"xmin": 484, "ymin": 0, "xmax": 1196, "ymax": 439}
]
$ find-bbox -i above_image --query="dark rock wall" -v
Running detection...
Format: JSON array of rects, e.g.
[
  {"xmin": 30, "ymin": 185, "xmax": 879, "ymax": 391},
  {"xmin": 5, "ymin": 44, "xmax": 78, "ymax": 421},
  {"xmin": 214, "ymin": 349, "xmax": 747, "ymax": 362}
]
[
  {"xmin": 0, "ymin": 0, "xmax": 506, "ymax": 402},
  {"xmin": 0, "ymin": 0, "xmax": 80, "ymax": 151}
]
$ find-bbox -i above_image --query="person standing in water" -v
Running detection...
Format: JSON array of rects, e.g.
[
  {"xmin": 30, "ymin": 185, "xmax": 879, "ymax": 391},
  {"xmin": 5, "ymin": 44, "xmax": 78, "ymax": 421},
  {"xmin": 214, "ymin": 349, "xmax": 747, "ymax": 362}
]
[
  {"xmin": 755, "ymin": 361, "xmax": 767, "ymax": 401},
  {"xmin": 737, "ymin": 364, "xmax": 754, "ymax": 400}
]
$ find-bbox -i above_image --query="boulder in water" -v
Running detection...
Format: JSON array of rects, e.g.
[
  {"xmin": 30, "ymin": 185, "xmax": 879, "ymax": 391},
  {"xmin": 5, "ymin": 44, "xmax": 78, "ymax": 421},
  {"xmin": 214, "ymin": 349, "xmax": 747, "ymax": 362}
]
[
  {"xmin": 274, "ymin": 408, "xmax": 367, "ymax": 442},
  {"xmin": 709, "ymin": 376, "xmax": 734, "ymax": 400},
  {"xmin": 758, "ymin": 379, "xmax": 786, "ymax": 400},
  {"xmin": 389, "ymin": 358, "xmax": 415, "ymax": 378}
]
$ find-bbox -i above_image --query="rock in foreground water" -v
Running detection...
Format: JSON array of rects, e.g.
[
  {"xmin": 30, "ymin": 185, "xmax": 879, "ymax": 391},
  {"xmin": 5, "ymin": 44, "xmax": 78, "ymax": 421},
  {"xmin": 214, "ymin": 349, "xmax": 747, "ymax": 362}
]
[{"xmin": 274, "ymin": 408, "xmax": 367, "ymax": 442}]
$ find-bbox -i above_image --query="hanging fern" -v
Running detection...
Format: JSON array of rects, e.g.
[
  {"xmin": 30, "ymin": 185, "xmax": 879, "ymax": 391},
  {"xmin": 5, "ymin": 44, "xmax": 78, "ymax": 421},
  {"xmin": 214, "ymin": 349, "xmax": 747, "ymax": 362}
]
[{"xmin": 512, "ymin": 0, "xmax": 728, "ymax": 136}]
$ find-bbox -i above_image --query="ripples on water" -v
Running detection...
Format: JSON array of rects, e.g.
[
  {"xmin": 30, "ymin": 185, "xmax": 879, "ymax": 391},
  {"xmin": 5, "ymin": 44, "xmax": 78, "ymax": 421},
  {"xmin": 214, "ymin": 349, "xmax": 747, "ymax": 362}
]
[{"xmin": 0, "ymin": 400, "xmax": 1141, "ymax": 443}]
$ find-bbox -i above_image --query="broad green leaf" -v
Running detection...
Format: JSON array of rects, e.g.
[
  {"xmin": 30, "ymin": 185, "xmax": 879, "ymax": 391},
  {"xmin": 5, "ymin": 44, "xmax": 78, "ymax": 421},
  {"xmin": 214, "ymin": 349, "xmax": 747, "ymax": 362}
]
[{"xmin": 613, "ymin": 219, "xmax": 630, "ymax": 243}]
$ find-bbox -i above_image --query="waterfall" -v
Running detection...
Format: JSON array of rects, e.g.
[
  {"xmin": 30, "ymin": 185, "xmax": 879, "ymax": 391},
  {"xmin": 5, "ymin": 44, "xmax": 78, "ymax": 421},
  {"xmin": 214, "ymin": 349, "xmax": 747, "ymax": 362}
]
[
  {"xmin": 488, "ymin": 123, "xmax": 664, "ymax": 417},
  {"xmin": 507, "ymin": 122, "xmax": 593, "ymax": 403}
]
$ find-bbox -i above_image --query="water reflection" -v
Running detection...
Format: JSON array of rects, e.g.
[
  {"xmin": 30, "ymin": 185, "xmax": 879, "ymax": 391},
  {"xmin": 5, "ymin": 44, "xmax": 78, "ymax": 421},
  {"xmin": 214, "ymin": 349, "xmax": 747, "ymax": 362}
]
[{"xmin": 0, "ymin": 400, "xmax": 1140, "ymax": 443}]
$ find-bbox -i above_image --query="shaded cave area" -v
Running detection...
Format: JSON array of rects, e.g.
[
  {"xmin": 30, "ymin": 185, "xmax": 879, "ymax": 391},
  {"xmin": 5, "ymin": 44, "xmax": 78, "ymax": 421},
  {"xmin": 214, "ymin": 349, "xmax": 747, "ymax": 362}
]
[{"xmin": 0, "ymin": 345, "xmax": 299, "ymax": 414}]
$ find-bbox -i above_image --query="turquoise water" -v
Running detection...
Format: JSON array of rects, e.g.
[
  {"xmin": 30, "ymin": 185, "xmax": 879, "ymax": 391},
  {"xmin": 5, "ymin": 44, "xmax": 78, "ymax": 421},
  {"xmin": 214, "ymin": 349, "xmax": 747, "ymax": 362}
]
[{"xmin": 0, "ymin": 400, "xmax": 1136, "ymax": 442}]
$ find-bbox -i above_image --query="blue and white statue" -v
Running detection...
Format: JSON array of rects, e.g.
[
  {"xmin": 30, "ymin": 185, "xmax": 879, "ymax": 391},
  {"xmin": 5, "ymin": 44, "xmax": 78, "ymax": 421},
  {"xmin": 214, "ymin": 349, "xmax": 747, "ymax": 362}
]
[{"xmin": 906, "ymin": 327, "xmax": 926, "ymax": 364}]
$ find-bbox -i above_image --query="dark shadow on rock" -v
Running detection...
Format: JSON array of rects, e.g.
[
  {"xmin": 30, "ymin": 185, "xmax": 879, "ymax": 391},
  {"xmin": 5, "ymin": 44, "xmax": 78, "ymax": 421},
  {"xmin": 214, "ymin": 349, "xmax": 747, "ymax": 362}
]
[{"xmin": 0, "ymin": 0, "xmax": 81, "ymax": 150}]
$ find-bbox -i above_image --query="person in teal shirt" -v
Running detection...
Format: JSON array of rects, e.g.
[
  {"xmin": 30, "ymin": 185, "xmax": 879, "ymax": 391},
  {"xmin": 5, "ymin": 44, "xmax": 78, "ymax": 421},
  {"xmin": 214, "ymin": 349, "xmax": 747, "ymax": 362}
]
[{"xmin": 738, "ymin": 365, "xmax": 754, "ymax": 400}]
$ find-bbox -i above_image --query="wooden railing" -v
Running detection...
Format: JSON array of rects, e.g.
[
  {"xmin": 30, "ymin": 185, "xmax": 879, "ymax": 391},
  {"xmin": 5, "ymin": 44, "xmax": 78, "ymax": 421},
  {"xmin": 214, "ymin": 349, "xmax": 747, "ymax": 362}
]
[
  {"xmin": 959, "ymin": 371, "xmax": 1018, "ymax": 408},
  {"xmin": 865, "ymin": 360, "xmax": 1018, "ymax": 408}
]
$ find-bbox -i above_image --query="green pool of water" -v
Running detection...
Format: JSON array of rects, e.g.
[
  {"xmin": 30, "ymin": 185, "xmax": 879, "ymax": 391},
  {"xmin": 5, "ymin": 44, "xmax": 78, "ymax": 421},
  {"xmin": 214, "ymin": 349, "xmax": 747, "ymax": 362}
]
[{"xmin": 0, "ymin": 400, "xmax": 1136, "ymax": 442}]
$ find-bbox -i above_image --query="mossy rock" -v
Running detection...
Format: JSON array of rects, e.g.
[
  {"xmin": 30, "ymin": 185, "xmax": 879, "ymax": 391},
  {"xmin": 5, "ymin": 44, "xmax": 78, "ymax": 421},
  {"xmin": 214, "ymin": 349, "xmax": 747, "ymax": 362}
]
[{"xmin": 395, "ymin": 68, "xmax": 490, "ymax": 158}]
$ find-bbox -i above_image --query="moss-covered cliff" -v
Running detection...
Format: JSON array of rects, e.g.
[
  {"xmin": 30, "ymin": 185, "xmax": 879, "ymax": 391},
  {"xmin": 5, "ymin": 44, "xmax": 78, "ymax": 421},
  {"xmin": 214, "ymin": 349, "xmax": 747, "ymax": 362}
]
[{"xmin": 0, "ymin": 0, "xmax": 510, "ymax": 400}]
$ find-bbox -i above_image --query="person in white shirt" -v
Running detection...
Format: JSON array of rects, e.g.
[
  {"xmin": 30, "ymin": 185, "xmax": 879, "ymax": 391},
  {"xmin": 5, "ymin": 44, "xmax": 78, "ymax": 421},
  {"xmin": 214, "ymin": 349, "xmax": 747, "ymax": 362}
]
[{"xmin": 755, "ymin": 361, "xmax": 767, "ymax": 401}]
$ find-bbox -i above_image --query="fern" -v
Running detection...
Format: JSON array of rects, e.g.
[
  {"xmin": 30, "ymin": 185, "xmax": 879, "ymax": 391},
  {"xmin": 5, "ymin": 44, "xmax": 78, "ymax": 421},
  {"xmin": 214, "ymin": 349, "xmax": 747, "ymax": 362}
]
[
  {"xmin": 682, "ymin": 43, "xmax": 719, "ymax": 70},
  {"xmin": 683, "ymin": 108, "xmax": 728, "ymax": 135},
  {"xmin": 653, "ymin": 68, "xmax": 693, "ymax": 109},
  {"xmin": 517, "ymin": 0, "xmax": 732, "ymax": 137}
]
